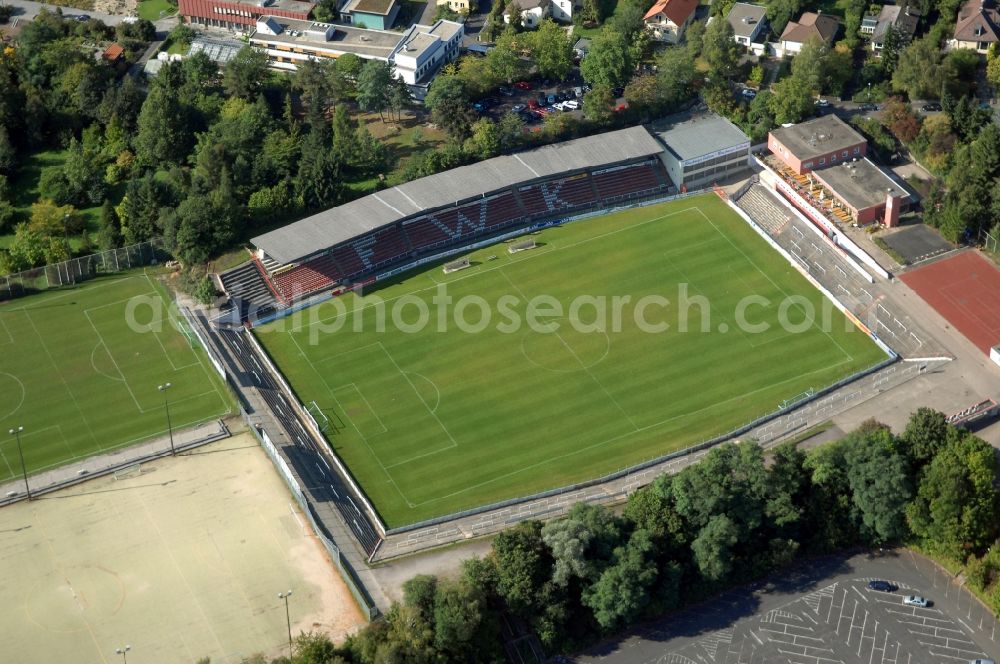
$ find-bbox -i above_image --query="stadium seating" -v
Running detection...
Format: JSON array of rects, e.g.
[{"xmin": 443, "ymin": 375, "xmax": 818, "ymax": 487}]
[
  {"xmin": 405, "ymin": 214, "xmax": 451, "ymax": 251},
  {"xmin": 593, "ymin": 162, "xmax": 664, "ymax": 200},
  {"xmin": 219, "ymin": 260, "xmax": 280, "ymax": 311},
  {"xmin": 484, "ymin": 191, "xmax": 523, "ymax": 228},
  {"xmin": 272, "ymin": 253, "xmax": 344, "ymax": 301},
  {"xmin": 369, "ymin": 227, "xmax": 412, "ymax": 267},
  {"xmin": 251, "ymin": 159, "xmax": 676, "ymax": 305},
  {"xmin": 331, "ymin": 243, "xmax": 368, "ymax": 279}
]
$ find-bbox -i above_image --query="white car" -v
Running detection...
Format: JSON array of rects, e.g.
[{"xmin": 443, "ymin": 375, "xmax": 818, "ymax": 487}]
[
  {"xmin": 564, "ymin": 99, "xmax": 580, "ymax": 110},
  {"xmin": 903, "ymin": 595, "xmax": 929, "ymax": 607},
  {"xmin": 815, "ymin": 98, "xmax": 830, "ymax": 107}
]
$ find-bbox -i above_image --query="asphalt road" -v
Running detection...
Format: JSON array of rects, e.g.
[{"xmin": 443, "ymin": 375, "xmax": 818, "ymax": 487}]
[{"xmin": 577, "ymin": 550, "xmax": 1000, "ymax": 664}]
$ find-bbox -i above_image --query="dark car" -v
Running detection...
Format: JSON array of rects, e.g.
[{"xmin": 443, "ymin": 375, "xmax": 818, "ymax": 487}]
[
  {"xmin": 867, "ymin": 580, "xmax": 896, "ymax": 592},
  {"xmin": 514, "ymin": 81, "xmax": 533, "ymax": 90},
  {"xmin": 612, "ymin": 87, "xmax": 625, "ymax": 98},
  {"xmin": 922, "ymin": 102, "xmax": 943, "ymax": 112},
  {"xmin": 859, "ymin": 102, "xmax": 879, "ymax": 111},
  {"xmin": 498, "ymin": 86, "xmax": 514, "ymax": 97},
  {"xmin": 75, "ymin": 13, "xmax": 91, "ymax": 21},
  {"xmin": 536, "ymin": 95, "xmax": 547, "ymax": 107}
]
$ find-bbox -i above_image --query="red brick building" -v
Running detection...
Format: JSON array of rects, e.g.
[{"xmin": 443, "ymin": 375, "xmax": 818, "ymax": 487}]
[
  {"xmin": 179, "ymin": 0, "xmax": 314, "ymax": 31},
  {"xmin": 767, "ymin": 115, "xmax": 867, "ymax": 174}
]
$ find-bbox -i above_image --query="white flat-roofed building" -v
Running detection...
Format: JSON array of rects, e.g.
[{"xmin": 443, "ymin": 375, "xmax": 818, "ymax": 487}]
[
  {"xmin": 651, "ymin": 111, "xmax": 752, "ymax": 189},
  {"xmin": 390, "ymin": 19, "xmax": 462, "ymax": 85},
  {"xmin": 250, "ymin": 15, "xmax": 462, "ymax": 88}
]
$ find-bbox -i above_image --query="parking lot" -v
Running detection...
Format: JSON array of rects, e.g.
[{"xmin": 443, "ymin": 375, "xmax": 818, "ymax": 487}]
[
  {"xmin": 470, "ymin": 70, "xmax": 624, "ymax": 125},
  {"xmin": 578, "ymin": 550, "xmax": 1000, "ymax": 664}
]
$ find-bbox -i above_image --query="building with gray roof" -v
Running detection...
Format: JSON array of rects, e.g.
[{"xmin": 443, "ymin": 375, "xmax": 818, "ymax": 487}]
[
  {"xmin": 726, "ymin": 3, "xmax": 768, "ymax": 46},
  {"xmin": 252, "ymin": 126, "xmax": 664, "ymax": 264},
  {"xmin": 650, "ymin": 110, "xmax": 752, "ymax": 189}
]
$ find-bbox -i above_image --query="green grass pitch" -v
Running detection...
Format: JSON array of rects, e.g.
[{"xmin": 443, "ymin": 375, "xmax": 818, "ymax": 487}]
[
  {"xmin": 0, "ymin": 272, "xmax": 233, "ymax": 480},
  {"xmin": 256, "ymin": 195, "xmax": 888, "ymax": 527}
]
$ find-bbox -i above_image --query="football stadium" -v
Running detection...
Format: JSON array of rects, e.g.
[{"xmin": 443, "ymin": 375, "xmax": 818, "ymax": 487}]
[
  {"xmin": 246, "ymin": 201, "xmax": 884, "ymax": 526},
  {"xmin": 0, "ymin": 273, "xmax": 233, "ymax": 481},
  {"xmin": 212, "ymin": 123, "xmax": 891, "ymax": 529}
]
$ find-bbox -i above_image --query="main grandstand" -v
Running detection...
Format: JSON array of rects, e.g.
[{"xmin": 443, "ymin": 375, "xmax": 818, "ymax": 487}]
[{"xmin": 220, "ymin": 127, "xmax": 674, "ymax": 315}]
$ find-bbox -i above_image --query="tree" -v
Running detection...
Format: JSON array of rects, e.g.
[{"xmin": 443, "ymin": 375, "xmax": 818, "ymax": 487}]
[
  {"xmin": 580, "ymin": 29, "xmax": 633, "ymax": 89},
  {"xmin": 297, "ymin": 127, "xmax": 343, "ymax": 209},
  {"xmin": 28, "ymin": 199, "xmax": 81, "ymax": 237},
  {"xmin": 702, "ymin": 16, "xmax": 742, "ymax": 79},
  {"xmin": 356, "ymin": 59, "xmax": 394, "ymax": 121},
  {"xmin": 171, "ymin": 194, "xmax": 235, "ymax": 265},
  {"xmin": 0, "ymin": 126, "xmax": 15, "ymax": 174},
  {"xmin": 766, "ymin": 0, "xmax": 802, "ymax": 35},
  {"xmin": 486, "ymin": 27, "xmax": 526, "ymax": 85},
  {"xmin": 133, "ymin": 64, "xmax": 195, "ymax": 167},
  {"xmin": 583, "ymin": 530, "xmax": 658, "ymax": 630},
  {"xmin": 432, "ymin": 579, "xmax": 492, "ymax": 660},
  {"xmin": 655, "ymin": 47, "xmax": 696, "ymax": 109},
  {"xmin": 892, "ymin": 36, "xmax": 944, "ymax": 100},
  {"xmin": 900, "ymin": 407, "xmax": 950, "ymax": 466},
  {"xmin": 583, "ymin": 84, "xmax": 616, "ymax": 125},
  {"xmin": 692, "ymin": 514, "xmax": 740, "ymax": 582},
  {"xmin": 880, "ymin": 23, "xmax": 904, "ymax": 74},
  {"xmin": 529, "ymin": 19, "xmax": 574, "ymax": 81},
  {"xmin": 768, "ymin": 74, "xmax": 814, "ymax": 124},
  {"xmin": 424, "ymin": 75, "xmax": 476, "ymax": 140},
  {"xmin": 497, "ymin": 111, "xmax": 525, "ymax": 152},
  {"xmin": 97, "ymin": 198, "xmax": 122, "ymax": 250},
  {"xmin": 844, "ymin": 425, "xmax": 913, "ymax": 544},
  {"xmin": 223, "ymin": 45, "xmax": 269, "ymax": 100},
  {"xmin": 881, "ymin": 96, "xmax": 921, "ymax": 143},
  {"xmin": 491, "ymin": 521, "xmax": 551, "ymax": 617},
  {"xmin": 467, "ymin": 118, "xmax": 502, "ymax": 159},
  {"xmin": 624, "ymin": 73, "xmax": 662, "ymax": 117},
  {"xmin": 907, "ymin": 430, "xmax": 1000, "ymax": 559}
]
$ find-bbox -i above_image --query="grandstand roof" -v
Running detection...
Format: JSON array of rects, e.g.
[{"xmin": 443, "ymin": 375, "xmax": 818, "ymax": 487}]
[
  {"xmin": 650, "ymin": 110, "xmax": 751, "ymax": 163},
  {"xmin": 252, "ymin": 126, "xmax": 664, "ymax": 265}
]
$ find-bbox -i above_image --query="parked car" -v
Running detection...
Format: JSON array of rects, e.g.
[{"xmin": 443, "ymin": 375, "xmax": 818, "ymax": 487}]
[
  {"xmin": 573, "ymin": 86, "xmax": 583, "ymax": 98},
  {"xmin": 498, "ymin": 86, "xmax": 514, "ymax": 97},
  {"xmin": 514, "ymin": 81, "xmax": 533, "ymax": 90},
  {"xmin": 512, "ymin": 103, "xmax": 526, "ymax": 113},
  {"xmin": 867, "ymin": 580, "xmax": 896, "ymax": 592},
  {"xmin": 970, "ymin": 660, "xmax": 996, "ymax": 664},
  {"xmin": 859, "ymin": 102, "xmax": 879, "ymax": 111},
  {"xmin": 922, "ymin": 102, "xmax": 943, "ymax": 112},
  {"xmin": 75, "ymin": 13, "xmax": 91, "ymax": 21},
  {"xmin": 564, "ymin": 99, "xmax": 580, "ymax": 110},
  {"xmin": 547, "ymin": 94, "xmax": 557, "ymax": 105},
  {"xmin": 536, "ymin": 95, "xmax": 547, "ymax": 107},
  {"xmin": 903, "ymin": 595, "xmax": 929, "ymax": 607},
  {"xmin": 612, "ymin": 87, "xmax": 625, "ymax": 98},
  {"xmin": 815, "ymin": 98, "xmax": 830, "ymax": 107},
  {"xmin": 527, "ymin": 99, "xmax": 539, "ymax": 110},
  {"xmin": 741, "ymin": 88, "xmax": 757, "ymax": 99}
]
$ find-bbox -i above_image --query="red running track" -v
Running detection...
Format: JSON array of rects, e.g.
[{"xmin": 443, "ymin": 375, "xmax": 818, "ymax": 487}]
[{"xmin": 900, "ymin": 251, "xmax": 1000, "ymax": 354}]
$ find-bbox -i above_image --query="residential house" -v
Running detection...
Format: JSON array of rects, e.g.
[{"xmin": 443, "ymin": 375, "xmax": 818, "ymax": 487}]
[
  {"xmin": 436, "ymin": 0, "xmax": 470, "ymax": 13},
  {"xmin": 102, "ymin": 42, "xmax": 125, "ymax": 66},
  {"xmin": 949, "ymin": 0, "xmax": 1000, "ymax": 52},
  {"xmin": 777, "ymin": 11, "xmax": 839, "ymax": 55},
  {"xmin": 861, "ymin": 4, "xmax": 919, "ymax": 53},
  {"xmin": 726, "ymin": 3, "xmax": 768, "ymax": 49},
  {"xmin": 549, "ymin": 0, "xmax": 582, "ymax": 22},
  {"xmin": 504, "ymin": 0, "xmax": 551, "ymax": 28},
  {"xmin": 643, "ymin": 0, "xmax": 698, "ymax": 43},
  {"xmin": 342, "ymin": 0, "xmax": 400, "ymax": 29}
]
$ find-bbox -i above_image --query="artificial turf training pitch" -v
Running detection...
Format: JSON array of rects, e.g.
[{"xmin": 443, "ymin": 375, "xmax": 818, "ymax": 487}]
[
  {"xmin": 0, "ymin": 272, "xmax": 232, "ymax": 480},
  {"xmin": 257, "ymin": 195, "xmax": 887, "ymax": 527}
]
